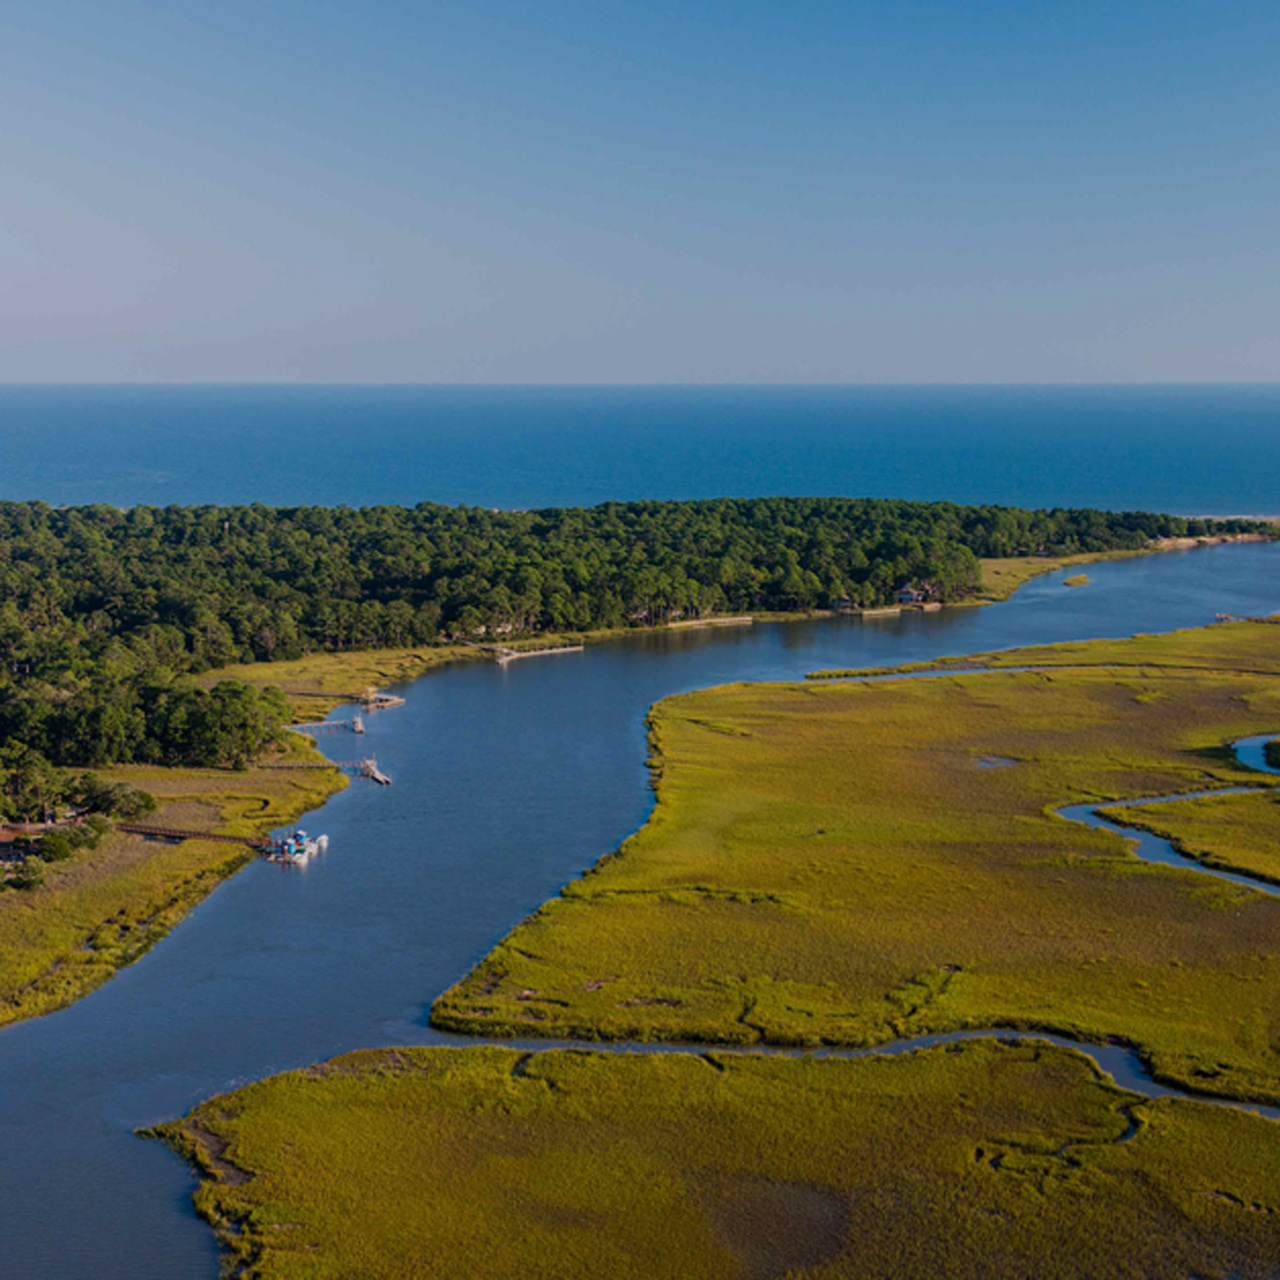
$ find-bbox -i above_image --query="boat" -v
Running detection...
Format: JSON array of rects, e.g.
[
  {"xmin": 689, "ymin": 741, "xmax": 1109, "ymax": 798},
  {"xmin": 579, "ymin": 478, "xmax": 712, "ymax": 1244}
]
[{"xmin": 264, "ymin": 828, "xmax": 330, "ymax": 864}]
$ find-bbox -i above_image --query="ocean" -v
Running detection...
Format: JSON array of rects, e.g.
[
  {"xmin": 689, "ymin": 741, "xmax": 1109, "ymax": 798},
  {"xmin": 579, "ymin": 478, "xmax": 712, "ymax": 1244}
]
[{"xmin": 0, "ymin": 383, "xmax": 1277, "ymax": 512}]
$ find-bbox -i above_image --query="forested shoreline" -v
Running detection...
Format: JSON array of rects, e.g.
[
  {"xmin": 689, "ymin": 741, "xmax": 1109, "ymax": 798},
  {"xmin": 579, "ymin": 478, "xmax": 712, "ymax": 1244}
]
[{"xmin": 0, "ymin": 497, "xmax": 1265, "ymax": 771}]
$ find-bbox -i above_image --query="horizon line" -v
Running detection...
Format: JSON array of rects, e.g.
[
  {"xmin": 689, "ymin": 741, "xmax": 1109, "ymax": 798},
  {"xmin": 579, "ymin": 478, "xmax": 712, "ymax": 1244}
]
[{"xmin": 1, "ymin": 380, "xmax": 1279, "ymax": 390}]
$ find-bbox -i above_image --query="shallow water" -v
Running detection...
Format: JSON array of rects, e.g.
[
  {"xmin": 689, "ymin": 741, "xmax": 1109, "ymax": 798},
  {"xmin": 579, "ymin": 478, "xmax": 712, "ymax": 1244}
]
[{"xmin": 2, "ymin": 541, "xmax": 1280, "ymax": 1279}]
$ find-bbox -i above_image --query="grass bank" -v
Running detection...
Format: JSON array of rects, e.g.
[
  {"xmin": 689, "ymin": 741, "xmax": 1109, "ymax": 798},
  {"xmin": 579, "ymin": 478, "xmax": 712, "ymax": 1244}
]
[
  {"xmin": 976, "ymin": 550, "xmax": 1147, "ymax": 601},
  {"xmin": 1103, "ymin": 790, "xmax": 1280, "ymax": 887},
  {"xmin": 808, "ymin": 614, "xmax": 1280, "ymax": 681},
  {"xmin": 200, "ymin": 646, "xmax": 482, "ymax": 718},
  {"xmin": 435, "ymin": 622, "xmax": 1280, "ymax": 1105},
  {"xmin": 0, "ymin": 733, "xmax": 344, "ymax": 1029},
  {"xmin": 153, "ymin": 1039, "xmax": 1280, "ymax": 1280},
  {"xmin": 975, "ymin": 532, "xmax": 1272, "ymax": 603}
]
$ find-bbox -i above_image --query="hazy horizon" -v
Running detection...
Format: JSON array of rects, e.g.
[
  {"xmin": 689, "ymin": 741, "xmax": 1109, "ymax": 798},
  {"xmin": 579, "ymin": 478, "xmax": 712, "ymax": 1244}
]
[
  {"xmin": 1, "ymin": 380, "xmax": 1280, "ymax": 388},
  {"xmin": 3, "ymin": 2, "xmax": 1277, "ymax": 384}
]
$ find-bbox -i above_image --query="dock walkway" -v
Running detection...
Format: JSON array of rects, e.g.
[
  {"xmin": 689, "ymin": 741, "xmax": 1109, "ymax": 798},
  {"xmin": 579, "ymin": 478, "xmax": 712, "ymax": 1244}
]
[
  {"xmin": 463, "ymin": 641, "xmax": 585, "ymax": 665},
  {"xmin": 119, "ymin": 823, "xmax": 267, "ymax": 850},
  {"xmin": 287, "ymin": 716, "xmax": 364, "ymax": 735},
  {"xmin": 263, "ymin": 757, "xmax": 391, "ymax": 784}
]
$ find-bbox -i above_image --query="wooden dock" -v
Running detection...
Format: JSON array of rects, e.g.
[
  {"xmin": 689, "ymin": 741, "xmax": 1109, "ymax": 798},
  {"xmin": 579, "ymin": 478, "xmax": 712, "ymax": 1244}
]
[
  {"xmin": 287, "ymin": 716, "xmax": 365, "ymax": 735},
  {"xmin": 119, "ymin": 823, "xmax": 268, "ymax": 850},
  {"xmin": 464, "ymin": 640, "xmax": 584, "ymax": 665},
  {"xmin": 261, "ymin": 756, "xmax": 391, "ymax": 784},
  {"xmin": 359, "ymin": 688, "xmax": 406, "ymax": 710},
  {"xmin": 665, "ymin": 615, "xmax": 754, "ymax": 630},
  {"xmin": 335, "ymin": 757, "xmax": 392, "ymax": 784},
  {"xmin": 495, "ymin": 644, "xmax": 583, "ymax": 665}
]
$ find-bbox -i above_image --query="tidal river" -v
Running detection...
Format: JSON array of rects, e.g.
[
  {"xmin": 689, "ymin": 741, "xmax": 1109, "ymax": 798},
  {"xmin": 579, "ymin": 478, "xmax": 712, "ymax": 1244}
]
[{"xmin": 3, "ymin": 541, "xmax": 1280, "ymax": 1280}]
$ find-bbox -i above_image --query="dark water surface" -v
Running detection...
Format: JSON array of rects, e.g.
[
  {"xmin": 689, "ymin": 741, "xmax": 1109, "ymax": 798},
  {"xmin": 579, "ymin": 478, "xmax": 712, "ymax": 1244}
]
[
  {"xmin": 2, "ymin": 541, "xmax": 1280, "ymax": 1279},
  {"xmin": 2, "ymin": 384, "xmax": 1280, "ymax": 512}
]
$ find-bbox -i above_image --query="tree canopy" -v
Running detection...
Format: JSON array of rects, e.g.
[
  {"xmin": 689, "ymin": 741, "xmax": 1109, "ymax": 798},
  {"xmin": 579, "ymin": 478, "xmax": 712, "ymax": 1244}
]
[{"xmin": 0, "ymin": 496, "xmax": 1263, "ymax": 768}]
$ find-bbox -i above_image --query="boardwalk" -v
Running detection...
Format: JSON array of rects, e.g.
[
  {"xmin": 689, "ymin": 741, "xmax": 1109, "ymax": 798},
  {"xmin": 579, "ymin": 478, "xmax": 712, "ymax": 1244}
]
[
  {"xmin": 118, "ymin": 823, "xmax": 268, "ymax": 850},
  {"xmin": 287, "ymin": 716, "xmax": 365, "ymax": 735},
  {"xmin": 464, "ymin": 640, "xmax": 585, "ymax": 665},
  {"xmin": 261, "ymin": 757, "xmax": 392, "ymax": 784}
]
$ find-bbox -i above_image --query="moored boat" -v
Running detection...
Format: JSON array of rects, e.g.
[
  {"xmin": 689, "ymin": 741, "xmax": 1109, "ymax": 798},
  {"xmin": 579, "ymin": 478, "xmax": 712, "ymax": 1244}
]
[{"xmin": 264, "ymin": 829, "xmax": 330, "ymax": 864}]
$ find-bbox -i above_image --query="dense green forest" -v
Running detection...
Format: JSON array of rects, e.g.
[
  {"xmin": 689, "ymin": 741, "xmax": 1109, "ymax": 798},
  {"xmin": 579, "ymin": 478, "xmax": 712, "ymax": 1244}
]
[{"xmin": 0, "ymin": 497, "xmax": 1264, "ymax": 769}]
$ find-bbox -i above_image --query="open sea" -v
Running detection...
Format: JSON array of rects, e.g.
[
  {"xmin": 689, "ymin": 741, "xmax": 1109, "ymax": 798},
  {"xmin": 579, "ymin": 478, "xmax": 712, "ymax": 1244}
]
[{"xmin": 0, "ymin": 384, "xmax": 1278, "ymax": 511}]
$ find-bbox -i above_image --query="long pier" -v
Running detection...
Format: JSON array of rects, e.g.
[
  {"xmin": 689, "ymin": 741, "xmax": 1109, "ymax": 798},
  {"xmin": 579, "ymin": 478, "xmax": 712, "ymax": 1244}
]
[
  {"xmin": 276, "ymin": 687, "xmax": 405, "ymax": 709},
  {"xmin": 262, "ymin": 756, "xmax": 392, "ymax": 784},
  {"xmin": 464, "ymin": 641, "xmax": 585, "ymax": 665},
  {"xmin": 336, "ymin": 757, "xmax": 392, "ymax": 785},
  {"xmin": 287, "ymin": 716, "xmax": 364, "ymax": 735},
  {"xmin": 119, "ymin": 823, "xmax": 268, "ymax": 850}
]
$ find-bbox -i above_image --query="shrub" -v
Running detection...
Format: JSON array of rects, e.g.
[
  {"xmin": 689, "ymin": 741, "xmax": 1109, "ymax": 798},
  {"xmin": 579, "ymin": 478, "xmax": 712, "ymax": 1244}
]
[
  {"xmin": 10, "ymin": 861, "xmax": 44, "ymax": 889},
  {"xmin": 38, "ymin": 831, "xmax": 74, "ymax": 862}
]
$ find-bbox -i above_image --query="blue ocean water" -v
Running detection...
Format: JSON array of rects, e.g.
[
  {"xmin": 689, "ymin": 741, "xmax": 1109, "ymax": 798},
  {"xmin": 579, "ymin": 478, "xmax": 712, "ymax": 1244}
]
[{"xmin": 0, "ymin": 384, "xmax": 1278, "ymax": 511}]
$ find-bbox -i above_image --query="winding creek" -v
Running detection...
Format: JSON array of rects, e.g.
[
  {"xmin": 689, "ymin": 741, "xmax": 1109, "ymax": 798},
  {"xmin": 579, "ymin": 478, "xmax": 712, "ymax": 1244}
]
[{"xmin": 4, "ymin": 541, "xmax": 1280, "ymax": 1279}]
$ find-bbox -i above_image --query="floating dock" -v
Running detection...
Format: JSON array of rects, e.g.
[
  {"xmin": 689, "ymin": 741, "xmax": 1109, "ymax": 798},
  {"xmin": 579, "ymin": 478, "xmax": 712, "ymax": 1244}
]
[{"xmin": 359, "ymin": 688, "xmax": 406, "ymax": 710}]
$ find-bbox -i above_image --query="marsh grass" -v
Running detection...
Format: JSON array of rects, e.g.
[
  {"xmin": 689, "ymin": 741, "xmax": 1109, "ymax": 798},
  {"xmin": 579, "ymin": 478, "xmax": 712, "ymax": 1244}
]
[
  {"xmin": 0, "ymin": 741, "xmax": 344, "ymax": 1028},
  {"xmin": 435, "ymin": 624, "xmax": 1280, "ymax": 1104},
  {"xmin": 159, "ymin": 621, "xmax": 1280, "ymax": 1279},
  {"xmin": 975, "ymin": 550, "xmax": 1151, "ymax": 601},
  {"xmin": 155, "ymin": 1039, "xmax": 1280, "ymax": 1280},
  {"xmin": 201, "ymin": 646, "xmax": 481, "ymax": 716},
  {"xmin": 808, "ymin": 616, "xmax": 1280, "ymax": 681}
]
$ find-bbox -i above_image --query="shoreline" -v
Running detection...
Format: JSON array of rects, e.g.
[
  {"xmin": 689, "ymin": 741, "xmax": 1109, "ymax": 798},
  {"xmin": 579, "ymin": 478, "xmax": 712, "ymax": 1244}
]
[
  {"xmin": 207, "ymin": 534, "xmax": 1278, "ymax": 718},
  {"xmin": 0, "ymin": 737, "xmax": 346, "ymax": 1034},
  {"xmin": 156, "ymin": 642, "xmax": 1280, "ymax": 1276},
  {"xmin": 3, "ymin": 536, "xmax": 1271, "ymax": 1037},
  {"xmin": 428, "ymin": 702, "xmax": 1280, "ymax": 1109}
]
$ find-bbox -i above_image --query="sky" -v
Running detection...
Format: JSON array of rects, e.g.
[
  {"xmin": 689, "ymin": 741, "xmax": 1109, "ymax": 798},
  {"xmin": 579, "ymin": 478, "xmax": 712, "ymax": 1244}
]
[{"xmin": 1, "ymin": 0, "xmax": 1277, "ymax": 383}]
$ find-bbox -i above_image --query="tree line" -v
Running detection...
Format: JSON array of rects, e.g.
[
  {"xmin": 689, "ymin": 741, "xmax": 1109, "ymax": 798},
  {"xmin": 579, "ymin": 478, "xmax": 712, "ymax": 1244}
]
[{"xmin": 0, "ymin": 497, "xmax": 1264, "ymax": 769}]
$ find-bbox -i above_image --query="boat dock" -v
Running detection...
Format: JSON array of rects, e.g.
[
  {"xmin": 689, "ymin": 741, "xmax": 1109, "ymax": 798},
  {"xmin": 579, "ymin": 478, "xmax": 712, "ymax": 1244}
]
[
  {"xmin": 119, "ymin": 823, "xmax": 268, "ymax": 850},
  {"xmin": 360, "ymin": 688, "xmax": 406, "ymax": 710},
  {"xmin": 335, "ymin": 757, "xmax": 392, "ymax": 784},
  {"xmin": 288, "ymin": 715, "xmax": 365, "ymax": 735},
  {"xmin": 495, "ymin": 644, "xmax": 584, "ymax": 665},
  {"xmin": 465, "ymin": 641, "xmax": 585, "ymax": 665},
  {"xmin": 280, "ymin": 687, "xmax": 401, "ymax": 783},
  {"xmin": 261, "ymin": 756, "xmax": 392, "ymax": 784},
  {"xmin": 665, "ymin": 616, "xmax": 754, "ymax": 630}
]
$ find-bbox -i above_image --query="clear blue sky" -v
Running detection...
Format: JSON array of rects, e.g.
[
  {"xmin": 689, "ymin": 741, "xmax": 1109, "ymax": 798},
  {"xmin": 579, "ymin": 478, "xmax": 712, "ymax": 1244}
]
[{"xmin": 2, "ymin": 1, "xmax": 1276, "ymax": 382}]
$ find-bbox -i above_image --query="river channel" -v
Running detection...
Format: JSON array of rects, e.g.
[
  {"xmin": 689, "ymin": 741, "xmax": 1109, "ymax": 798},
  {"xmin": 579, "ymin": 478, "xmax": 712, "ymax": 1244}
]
[{"xmin": 3, "ymin": 541, "xmax": 1280, "ymax": 1279}]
